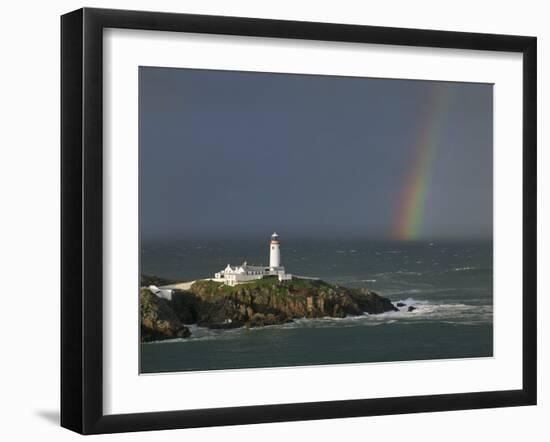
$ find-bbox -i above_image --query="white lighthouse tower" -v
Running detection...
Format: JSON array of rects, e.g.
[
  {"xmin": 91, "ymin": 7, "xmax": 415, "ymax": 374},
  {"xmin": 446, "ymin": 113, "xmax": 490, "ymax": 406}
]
[
  {"xmin": 213, "ymin": 232, "xmax": 292, "ymax": 285},
  {"xmin": 269, "ymin": 232, "xmax": 281, "ymax": 269}
]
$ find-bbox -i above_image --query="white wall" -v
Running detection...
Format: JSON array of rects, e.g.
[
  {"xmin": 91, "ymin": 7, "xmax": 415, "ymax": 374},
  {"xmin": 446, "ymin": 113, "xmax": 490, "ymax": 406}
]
[{"xmin": 0, "ymin": 0, "xmax": 546, "ymax": 440}]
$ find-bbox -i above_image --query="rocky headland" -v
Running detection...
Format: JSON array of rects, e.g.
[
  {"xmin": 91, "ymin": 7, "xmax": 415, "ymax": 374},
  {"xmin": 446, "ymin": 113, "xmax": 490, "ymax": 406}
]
[{"xmin": 140, "ymin": 276, "xmax": 398, "ymax": 342}]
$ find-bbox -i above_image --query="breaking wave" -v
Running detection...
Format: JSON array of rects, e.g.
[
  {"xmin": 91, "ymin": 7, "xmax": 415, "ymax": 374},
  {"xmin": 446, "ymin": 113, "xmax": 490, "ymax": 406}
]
[{"xmin": 149, "ymin": 297, "xmax": 493, "ymax": 344}]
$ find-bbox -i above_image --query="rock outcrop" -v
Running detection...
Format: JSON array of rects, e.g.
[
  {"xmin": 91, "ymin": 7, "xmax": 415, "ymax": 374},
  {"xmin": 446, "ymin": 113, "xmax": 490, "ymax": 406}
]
[
  {"xmin": 140, "ymin": 276, "xmax": 398, "ymax": 341},
  {"xmin": 161, "ymin": 277, "xmax": 397, "ymax": 331},
  {"xmin": 140, "ymin": 289, "xmax": 191, "ymax": 342}
]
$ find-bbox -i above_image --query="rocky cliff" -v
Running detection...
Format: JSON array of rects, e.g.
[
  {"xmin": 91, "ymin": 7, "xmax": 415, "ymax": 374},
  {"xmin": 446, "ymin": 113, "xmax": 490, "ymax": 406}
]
[
  {"xmin": 141, "ymin": 276, "xmax": 397, "ymax": 341},
  {"xmin": 140, "ymin": 289, "xmax": 191, "ymax": 342}
]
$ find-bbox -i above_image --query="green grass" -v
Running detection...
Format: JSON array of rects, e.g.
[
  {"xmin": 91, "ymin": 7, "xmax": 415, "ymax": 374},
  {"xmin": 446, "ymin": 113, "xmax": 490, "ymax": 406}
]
[
  {"xmin": 191, "ymin": 276, "xmax": 331, "ymax": 296},
  {"xmin": 140, "ymin": 274, "xmax": 177, "ymax": 287}
]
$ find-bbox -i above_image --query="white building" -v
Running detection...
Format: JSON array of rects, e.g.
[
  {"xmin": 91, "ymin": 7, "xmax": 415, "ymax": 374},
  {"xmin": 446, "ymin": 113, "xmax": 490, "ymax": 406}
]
[
  {"xmin": 214, "ymin": 232, "xmax": 292, "ymax": 286},
  {"xmin": 147, "ymin": 285, "xmax": 173, "ymax": 300}
]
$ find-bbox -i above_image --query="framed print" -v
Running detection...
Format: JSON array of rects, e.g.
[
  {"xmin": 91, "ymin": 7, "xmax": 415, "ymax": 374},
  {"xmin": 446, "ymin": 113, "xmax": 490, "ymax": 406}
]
[{"xmin": 61, "ymin": 7, "xmax": 537, "ymax": 434}]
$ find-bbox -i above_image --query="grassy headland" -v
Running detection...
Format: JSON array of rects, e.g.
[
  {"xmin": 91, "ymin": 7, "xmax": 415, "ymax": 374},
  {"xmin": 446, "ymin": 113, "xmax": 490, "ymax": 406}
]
[{"xmin": 140, "ymin": 276, "xmax": 397, "ymax": 342}]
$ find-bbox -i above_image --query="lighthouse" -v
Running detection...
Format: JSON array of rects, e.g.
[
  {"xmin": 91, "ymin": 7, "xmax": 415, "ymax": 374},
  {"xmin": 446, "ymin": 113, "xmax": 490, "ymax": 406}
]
[
  {"xmin": 213, "ymin": 232, "xmax": 292, "ymax": 285},
  {"xmin": 270, "ymin": 232, "xmax": 281, "ymax": 268}
]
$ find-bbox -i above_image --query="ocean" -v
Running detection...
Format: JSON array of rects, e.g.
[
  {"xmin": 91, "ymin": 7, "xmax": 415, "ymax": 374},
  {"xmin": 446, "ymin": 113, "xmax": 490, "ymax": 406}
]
[{"xmin": 140, "ymin": 238, "xmax": 493, "ymax": 373}]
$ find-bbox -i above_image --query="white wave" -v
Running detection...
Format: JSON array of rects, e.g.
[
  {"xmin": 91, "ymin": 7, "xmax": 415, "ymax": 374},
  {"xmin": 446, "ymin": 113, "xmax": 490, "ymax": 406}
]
[
  {"xmin": 373, "ymin": 270, "xmax": 423, "ymax": 277},
  {"xmin": 390, "ymin": 301, "xmax": 493, "ymax": 323},
  {"xmin": 396, "ymin": 270, "xmax": 423, "ymax": 276},
  {"xmin": 393, "ymin": 297, "xmax": 429, "ymax": 306},
  {"xmin": 147, "ymin": 300, "xmax": 494, "ymax": 344},
  {"xmin": 334, "ymin": 278, "xmax": 378, "ymax": 284},
  {"xmin": 282, "ymin": 301, "xmax": 491, "ymax": 329},
  {"xmin": 383, "ymin": 288, "xmax": 437, "ymax": 296}
]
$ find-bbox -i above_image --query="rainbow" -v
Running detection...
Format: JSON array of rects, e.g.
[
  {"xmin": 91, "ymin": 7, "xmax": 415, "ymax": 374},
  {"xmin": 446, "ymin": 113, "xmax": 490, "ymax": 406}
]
[{"xmin": 393, "ymin": 86, "xmax": 453, "ymax": 241}]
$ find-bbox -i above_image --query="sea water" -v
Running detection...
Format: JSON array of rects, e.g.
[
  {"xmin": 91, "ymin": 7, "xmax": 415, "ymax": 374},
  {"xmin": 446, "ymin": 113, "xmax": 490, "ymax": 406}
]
[{"xmin": 140, "ymin": 238, "xmax": 493, "ymax": 373}]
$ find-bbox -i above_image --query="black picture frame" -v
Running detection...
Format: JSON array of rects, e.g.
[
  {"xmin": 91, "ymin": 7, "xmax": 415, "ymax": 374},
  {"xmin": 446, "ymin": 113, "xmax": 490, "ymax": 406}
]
[{"xmin": 61, "ymin": 7, "xmax": 537, "ymax": 434}]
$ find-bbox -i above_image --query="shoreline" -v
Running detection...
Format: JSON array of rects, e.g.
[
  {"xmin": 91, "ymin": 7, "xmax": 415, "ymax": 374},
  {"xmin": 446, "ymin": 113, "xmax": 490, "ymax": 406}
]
[
  {"xmin": 140, "ymin": 276, "xmax": 399, "ymax": 342},
  {"xmin": 141, "ymin": 285, "xmax": 493, "ymax": 345}
]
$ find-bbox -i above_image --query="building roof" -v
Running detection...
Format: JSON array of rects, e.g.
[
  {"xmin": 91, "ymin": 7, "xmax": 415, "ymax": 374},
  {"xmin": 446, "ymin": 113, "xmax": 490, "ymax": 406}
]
[
  {"xmin": 221, "ymin": 262, "xmax": 269, "ymax": 273},
  {"xmin": 241, "ymin": 264, "xmax": 267, "ymax": 271}
]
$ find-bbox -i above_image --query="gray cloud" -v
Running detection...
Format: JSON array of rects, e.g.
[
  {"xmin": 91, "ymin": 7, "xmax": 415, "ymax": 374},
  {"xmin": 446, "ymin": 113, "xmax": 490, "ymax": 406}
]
[{"xmin": 139, "ymin": 67, "xmax": 492, "ymax": 240}]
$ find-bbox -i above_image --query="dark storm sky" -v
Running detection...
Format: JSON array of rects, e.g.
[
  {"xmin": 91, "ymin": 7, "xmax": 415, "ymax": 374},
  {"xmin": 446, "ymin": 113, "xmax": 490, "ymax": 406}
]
[{"xmin": 139, "ymin": 67, "xmax": 492, "ymax": 240}]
